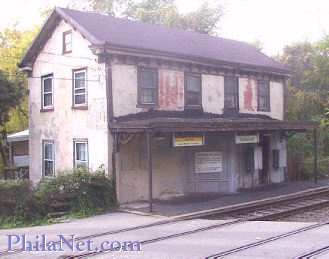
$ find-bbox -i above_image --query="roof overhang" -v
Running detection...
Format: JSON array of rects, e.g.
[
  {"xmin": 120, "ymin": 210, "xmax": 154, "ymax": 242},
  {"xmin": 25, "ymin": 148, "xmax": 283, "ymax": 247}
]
[
  {"xmin": 110, "ymin": 118, "xmax": 317, "ymax": 134},
  {"xmin": 7, "ymin": 130, "xmax": 29, "ymax": 143}
]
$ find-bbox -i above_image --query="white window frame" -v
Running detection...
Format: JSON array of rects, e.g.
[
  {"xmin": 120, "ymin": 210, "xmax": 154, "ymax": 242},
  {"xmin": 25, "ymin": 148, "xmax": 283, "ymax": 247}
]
[
  {"xmin": 41, "ymin": 74, "xmax": 54, "ymax": 110},
  {"xmin": 73, "ymin": 69, "xmax": 87, "ymax": 107},
  {"xmin": 74, "ymin": 139, "xmax": 89, "ymax": 169},
  {"xmin": 63, "ymin": 30, "xmax": 72, "ymax": 54},
  {"xmin": 43, "ymin": 140, "xmax": 55, "ymax": 177}
]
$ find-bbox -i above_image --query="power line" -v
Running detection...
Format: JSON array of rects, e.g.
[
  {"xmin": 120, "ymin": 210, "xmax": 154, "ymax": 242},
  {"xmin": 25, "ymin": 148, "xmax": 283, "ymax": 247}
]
[
  {"xmin": 0, "ymin": 51, "xmax": 96, "ymax": 61},
  {"xmin": 0, "ymin": 72, "xmax": 101, "ymax": 82}
]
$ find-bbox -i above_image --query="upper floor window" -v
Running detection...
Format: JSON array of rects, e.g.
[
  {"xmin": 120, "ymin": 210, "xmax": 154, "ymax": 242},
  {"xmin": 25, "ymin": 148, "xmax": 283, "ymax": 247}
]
[
  {"xmin": 41, "ymin": 74, "xmax": 54, "ymax": 110},
  {"xmin": 258, "ymin": 80, "xmax": 270, "ymax": 111},
  {"xmin": 185, "ymin": 73, "xmax": 202, "ymax": 107},
  {"xmin": 138, "ymin": 67, "xmax": 158, "ymax": 105},
  {"xmin": 224, "ymin": 76, "xmax": 239, "ymax": 110},
  {"xmin": 43, "ymin": 140, "xmax": 55, "ymax": 177},
  {"xmin": 74, "ymin": 139, "xmax": 88, "ymax": 169},
  {"xmin": 63, "ymin": 30, "xmax": 72, "ymax": 54},
  {"xmin": 73, "ymin": 68, "xmax": 87, "ymax": 107}
]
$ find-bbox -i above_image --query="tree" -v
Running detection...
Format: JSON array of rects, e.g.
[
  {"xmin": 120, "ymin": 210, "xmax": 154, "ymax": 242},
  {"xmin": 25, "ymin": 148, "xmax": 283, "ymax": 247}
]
[
  {"xmin": 0, "ymin": 71, "xmax": 26, "ymax": 168},
  {"xmin": 88, "ymin": 0, "xmax": 223, "ymax": 35},
  {"xmin": 280, "ymin": 37, "xmax": 329, "ymax": 178},
  {"xmin": 0, "ymin": 26, "xmax": 37, "ymax": 172}
]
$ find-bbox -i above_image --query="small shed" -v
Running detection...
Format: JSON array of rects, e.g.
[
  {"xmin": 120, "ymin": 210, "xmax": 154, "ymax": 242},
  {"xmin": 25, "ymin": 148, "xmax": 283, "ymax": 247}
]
[{"xmin": 6, "ymin": 130, "xmax": 29, "ymax": 179}]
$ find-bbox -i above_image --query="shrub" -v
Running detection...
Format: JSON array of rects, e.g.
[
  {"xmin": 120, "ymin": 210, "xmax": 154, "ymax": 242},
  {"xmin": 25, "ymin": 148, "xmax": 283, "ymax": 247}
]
[
  {"xmin": 35, "ymin": 169, "xmax": 116, "ymax": 216},
  {"xmin": 0, "ymin": 180, "xmax": 39, "ymax": 222}
]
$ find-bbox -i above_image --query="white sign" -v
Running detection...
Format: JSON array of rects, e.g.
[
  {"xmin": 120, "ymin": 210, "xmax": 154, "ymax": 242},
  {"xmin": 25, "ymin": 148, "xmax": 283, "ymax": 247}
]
[
  {"xmin": 195, "ymin": 152, "xmax": 223, "ymax": 173},
  {"xmin": 235, "ymin": 134, "xmax": 259, "ymax": 144}
]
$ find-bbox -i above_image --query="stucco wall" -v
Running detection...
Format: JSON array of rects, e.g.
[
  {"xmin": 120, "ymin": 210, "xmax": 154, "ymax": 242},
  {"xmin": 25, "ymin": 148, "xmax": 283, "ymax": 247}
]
[
  {"xmin": 239, "ymin": 77, "xmax": 284, "ymax": 120},
  {"xmin": 112, "ymin": 64, "xmax": 143, "ymax": 117},
  {"xmin": 111, "ymin": 65, "xmax": 284, "ymax": 120},
  {"xmin": 29, "ymin": 20, "xmax": 109, "ymax": 183},
  {"xmin": 117, "ymin": 134, "xmax": 187, "ymax": 203}
]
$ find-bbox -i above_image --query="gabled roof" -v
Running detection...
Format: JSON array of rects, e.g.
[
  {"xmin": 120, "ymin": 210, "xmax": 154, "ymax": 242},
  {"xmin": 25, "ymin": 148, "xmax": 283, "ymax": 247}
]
[{"xmin": 20, "ymin": 7, "xmax": 289, "ymax": 75}]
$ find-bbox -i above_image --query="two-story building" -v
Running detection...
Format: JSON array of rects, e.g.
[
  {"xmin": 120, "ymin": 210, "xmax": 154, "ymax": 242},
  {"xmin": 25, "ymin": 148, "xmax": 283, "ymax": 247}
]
[{"xmin": 19, "ymin": 7, "xmax": 316, "ymax": 206}]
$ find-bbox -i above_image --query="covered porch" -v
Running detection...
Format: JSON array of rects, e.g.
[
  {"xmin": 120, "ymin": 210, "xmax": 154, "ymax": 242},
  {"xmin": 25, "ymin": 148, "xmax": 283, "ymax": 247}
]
[{"xmin": 110, "ymin": 111, "xmax": 318, "ymax": 212}]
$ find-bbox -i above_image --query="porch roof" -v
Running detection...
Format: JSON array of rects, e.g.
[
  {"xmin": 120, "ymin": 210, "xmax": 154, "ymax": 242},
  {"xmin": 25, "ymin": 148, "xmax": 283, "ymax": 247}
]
[{"xmin": 110, "ymin": 111, "xmax": 318, "ymax": 133}]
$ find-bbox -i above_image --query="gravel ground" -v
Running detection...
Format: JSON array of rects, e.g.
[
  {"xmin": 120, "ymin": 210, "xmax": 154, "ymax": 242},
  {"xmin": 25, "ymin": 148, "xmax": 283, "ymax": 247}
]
[{"xmin": 278, "ymin": 206, "xmax": 329, "ymax": 222}]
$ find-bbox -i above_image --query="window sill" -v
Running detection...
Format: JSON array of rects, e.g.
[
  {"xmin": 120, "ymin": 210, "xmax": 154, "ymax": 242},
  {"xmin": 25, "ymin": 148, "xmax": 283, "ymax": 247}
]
[
  {"xmin": 72, "ymin": 105, "xmax": 88, "ymax": 110},
  {"xmin": 63, "ymin": 50, "xmax": 72, "ymax": 55},
  {"xmin": 258, "ymin": 108, "xmax": 271, "ymax": 112},
  {"xmin": 184, "ymin": 105, "xmax": 203, "ymax": 111},
  {"xmin": 40, "ymin": 108, "xmax": 54, "ymax": 113},
  {"xmin": 136, "ymin": 103, "xmax": 158, "ymax": 109}
]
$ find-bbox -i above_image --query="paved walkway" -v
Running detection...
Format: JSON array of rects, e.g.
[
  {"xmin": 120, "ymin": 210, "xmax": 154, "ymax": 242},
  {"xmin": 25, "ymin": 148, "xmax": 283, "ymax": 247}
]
[{"xmin": 121, "ymin": 179, "xmax": 329, "ymax": 216}]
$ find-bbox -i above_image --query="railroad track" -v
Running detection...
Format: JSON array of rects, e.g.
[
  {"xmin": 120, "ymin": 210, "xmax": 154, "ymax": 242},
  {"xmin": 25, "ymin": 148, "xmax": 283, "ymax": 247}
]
[
  {"xmin": 203, "ymin": 191, "xmax": 329, "ymax": 221},
  {"xmin": 295, "ymin": 245, "xmax": 329, "ymax": 259},
  {"xmin": 63, "ymin": 189, "xmax": 329, "ymax": 259},
  {"xmin": 205, "ymin": 221, "xmax": 329, "ymax": 259},
  {"xmin": 1, "ymin": 186, "xmax": 329, "ymax": 258}
]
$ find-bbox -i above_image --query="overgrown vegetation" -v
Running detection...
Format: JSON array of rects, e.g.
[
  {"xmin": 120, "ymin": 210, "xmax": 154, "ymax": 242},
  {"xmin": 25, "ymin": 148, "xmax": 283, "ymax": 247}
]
[
  {"xmin": 0, "ymin": 170, "xmax": 116, "ymax": 229},
  {"xmin": 281, "ymin": 38, "xmax": 329, "ymax": 179}
]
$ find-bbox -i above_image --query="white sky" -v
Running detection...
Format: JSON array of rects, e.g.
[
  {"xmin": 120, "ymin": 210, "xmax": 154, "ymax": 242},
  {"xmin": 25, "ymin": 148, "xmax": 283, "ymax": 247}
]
[{"xmin": 1, "ymin": 0, "xmax": 329, "ymax": 55}]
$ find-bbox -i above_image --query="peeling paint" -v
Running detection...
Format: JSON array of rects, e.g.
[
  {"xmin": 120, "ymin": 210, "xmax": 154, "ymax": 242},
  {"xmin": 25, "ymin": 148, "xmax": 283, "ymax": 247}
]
[
  {"xmin": 244, "ymin": 78, "xmax": 255, "ymax": 111},
  {"xmin": 158, "ymin": 69, "xmax": 184, "ymax": 111}
]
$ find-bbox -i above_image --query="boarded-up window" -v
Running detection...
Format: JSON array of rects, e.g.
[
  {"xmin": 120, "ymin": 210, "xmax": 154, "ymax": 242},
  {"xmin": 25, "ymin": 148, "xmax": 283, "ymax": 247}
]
[
  {"xmin": 224, "ymin": 76, "xmax": 239, "ymax": 109},
  {"xmin": 185, "ymin": 73, "xmax": 201, "ymax": 106},
  {"xmin": 138, "ymin": 67, "xmax": 158, "ymax": 105},
  {"xmin": 258, "ymin": 80, "xmax": 270, "ymax": 111}
]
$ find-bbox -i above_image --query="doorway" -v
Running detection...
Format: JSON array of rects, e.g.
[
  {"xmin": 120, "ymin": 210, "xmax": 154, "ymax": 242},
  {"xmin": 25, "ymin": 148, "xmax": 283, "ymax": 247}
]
[{"xmin": 260, "ymin": 135, "xmax": 270, "ymax": 184}]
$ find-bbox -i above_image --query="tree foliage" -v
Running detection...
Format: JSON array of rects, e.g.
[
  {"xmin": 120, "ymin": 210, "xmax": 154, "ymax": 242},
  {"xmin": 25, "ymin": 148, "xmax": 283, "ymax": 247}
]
[
  {"xmin": 0, "ymin": 71, "xmax": 26, "ymax": 167},
  {"xmin": 88, "ymin": 0, "xmax": 223, "ymax": 35},
  {"xmin": 0, "ymin": 27, "xmax": 37, "ymax": 171},
  {"xmin": 280, "ymin": 36, "xmax": 329, "ymax": 178}
]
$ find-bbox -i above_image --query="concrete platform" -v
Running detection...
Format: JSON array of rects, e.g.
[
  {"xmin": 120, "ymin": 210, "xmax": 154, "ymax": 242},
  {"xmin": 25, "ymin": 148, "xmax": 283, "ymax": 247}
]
[{"xmin": 121, "ymin": 179, "xmax": 329, "ymax": 216}]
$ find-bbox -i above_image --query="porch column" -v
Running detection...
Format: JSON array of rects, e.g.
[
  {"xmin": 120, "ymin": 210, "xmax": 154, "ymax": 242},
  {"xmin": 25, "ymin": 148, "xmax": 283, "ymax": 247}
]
[
  {"xmin": 313, "ymin": 128, "xmax": 318, "ymax": 184},
  {"xmin": 146, "ymin": 130, "xmax": 153, "ymax": 212}
]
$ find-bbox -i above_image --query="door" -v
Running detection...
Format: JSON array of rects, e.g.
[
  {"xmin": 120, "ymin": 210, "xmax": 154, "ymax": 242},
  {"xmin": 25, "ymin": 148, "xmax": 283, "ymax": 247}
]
[{"xmin": 260, "ymin": 136, "xmax": 270, "ymax": 184}]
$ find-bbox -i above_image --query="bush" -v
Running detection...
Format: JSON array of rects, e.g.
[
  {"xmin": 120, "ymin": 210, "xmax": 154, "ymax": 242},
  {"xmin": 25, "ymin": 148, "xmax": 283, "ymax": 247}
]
[
  {"xmin": 35, "ymin": 169, "xmax": 116, "ymax": 216},
  {"xmin": 0, "ymin": 169, "xmax": 116, "ymax": 228},
  {"xmin": 0, "ymin": 180, "xmax": 39, "ymax": 222}
]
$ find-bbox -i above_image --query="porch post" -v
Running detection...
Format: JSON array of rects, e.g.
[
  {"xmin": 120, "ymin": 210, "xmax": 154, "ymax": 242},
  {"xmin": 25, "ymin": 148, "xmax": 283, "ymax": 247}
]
[
  {"xmin": 112, "ymin": 132, "xmax": 118, "ymax": 202},
  {"xmin": 146, "ymin": 130, "xmax": 153, "ymax": 212},
  {"xmin": 8, "ymin": 142, "xmax": 13, "ymax": 167},
  {"xmin": 313, "ymin": 128, "xmax": 318, "ymax": 184}
]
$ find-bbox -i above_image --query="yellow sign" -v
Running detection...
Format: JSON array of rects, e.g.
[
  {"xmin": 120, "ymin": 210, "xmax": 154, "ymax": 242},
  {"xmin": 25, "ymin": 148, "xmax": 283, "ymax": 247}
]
[{"xmin": 173, "ymin": 134, "xmax": 204, "ymax": 147}]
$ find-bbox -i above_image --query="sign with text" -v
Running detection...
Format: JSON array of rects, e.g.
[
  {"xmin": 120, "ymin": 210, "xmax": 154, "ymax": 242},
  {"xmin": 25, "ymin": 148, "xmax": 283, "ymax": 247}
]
[
  {"xmin": 173, "ymin": 134, "xmax": 204, "ymax": 147},
  {"xmin": 235, "ymin": 134, "xmax": 259, "ymax": 144},
  {"xmin": 195, "ymin": 151, "xmax": 223, "ymax": 173}
]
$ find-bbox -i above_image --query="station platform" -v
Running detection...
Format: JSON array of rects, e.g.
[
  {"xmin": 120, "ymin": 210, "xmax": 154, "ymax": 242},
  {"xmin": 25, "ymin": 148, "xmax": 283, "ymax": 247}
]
[{"xmin": 120, "ymin": 179, "xmax": 329, "ymax": 217}]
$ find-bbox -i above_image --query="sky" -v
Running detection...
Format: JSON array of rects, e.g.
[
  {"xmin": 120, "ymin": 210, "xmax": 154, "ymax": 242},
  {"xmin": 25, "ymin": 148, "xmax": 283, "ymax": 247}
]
[{"xmin": 1, "ymin": 0, "xmax": 329, "ymax": 56}]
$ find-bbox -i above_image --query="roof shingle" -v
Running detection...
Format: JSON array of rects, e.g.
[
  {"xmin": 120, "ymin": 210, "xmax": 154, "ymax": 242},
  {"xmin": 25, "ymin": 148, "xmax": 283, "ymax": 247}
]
[{"xmin": 57, "ymin": 8, "xmax": 287, "ymax": 73}]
